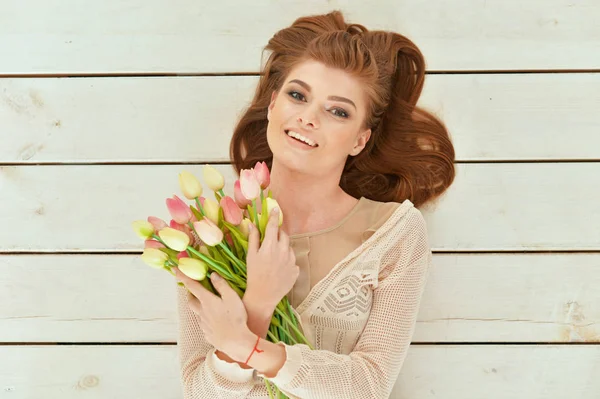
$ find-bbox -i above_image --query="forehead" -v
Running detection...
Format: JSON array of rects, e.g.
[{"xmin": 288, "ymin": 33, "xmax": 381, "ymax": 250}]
[{"xmin": 284, "ymin": 60, "xmax": 366, "ymax": 107}]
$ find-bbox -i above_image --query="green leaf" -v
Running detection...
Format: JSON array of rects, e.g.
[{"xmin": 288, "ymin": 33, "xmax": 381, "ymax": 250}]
[
  {"xmin": 259, "ymin": 196, "xmax": 269, "ymax": 239},
  {"xmin": 222, "ymin": 221, "xmax": 249, "ymax": 253},
  {"xmin": 189, "ymin": 205, "xmax": 203, "ymax": 222}
]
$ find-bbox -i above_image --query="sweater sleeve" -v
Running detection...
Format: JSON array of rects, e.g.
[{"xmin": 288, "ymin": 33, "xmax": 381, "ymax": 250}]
[
  {"xmin": 176, "ymin": 284, "xmax": 256, "ymax": 398},
  {"xmin": 257, "ymin": 208, "xmax": 432, "ymax": 399}
]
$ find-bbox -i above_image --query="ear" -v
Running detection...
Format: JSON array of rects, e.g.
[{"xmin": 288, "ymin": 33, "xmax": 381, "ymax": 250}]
[
  {"xmin": 350, "ymin": 128, "xmax": 372, "ymax": 156},
  {"xmin": 267, "ymin": 90, "xmax": 278, "ymax": 121}
]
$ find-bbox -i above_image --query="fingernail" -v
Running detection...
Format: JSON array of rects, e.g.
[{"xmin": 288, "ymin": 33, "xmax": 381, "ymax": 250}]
[
  {"xmin": 272, "ymin": 207, "xmax": 279, "ymax": 215},
  {"xmin": 211, "ymin": 273, "xmax": 222, "ymax": 281}
]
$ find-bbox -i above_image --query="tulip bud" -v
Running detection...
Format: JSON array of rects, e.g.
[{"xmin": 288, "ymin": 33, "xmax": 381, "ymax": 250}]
[
  {"xmin": 203, "ymin": 165, "xmax": 225, "ymax": 192},
  {"xmin": 132, "ymin": 220, "xmax": 155, "ymax": 239},
  {"xmin": 254, "ymin": 161, "xmax": 270, "ymax": 189},
  {"xmin": 193, "ymin": 218, "xmax": 224, "ymax": 246},
  {"xmin": 203, "ymin": 197, "xmax": 220, "ymax": 224},
  {"xmin": 266, "ymin": 197, "xmax": 283, "ymax": 226},
  {"xmin": 220, "ymin": 196, "xmax": 243, "ymax": 225},
  {"xmin": 238, "ymin": 218, "xmax": 252, "ymax": 239},
  {"xmin": 178, "ymin": 170, "xmax": 203, "ymax": 200},
  {"xmin": 140, "ymin": 248, "xmax": 168, "ymax": 269},
  {"xmin": 158, "ymin": 227, "xmax": 190, "ymax": 251},
  {"xmin": 169, "ymin": 220, "xmax": 193, "ymax": 241},
  {"xmin": 233, "ymin": 180, "xmax": 252, "ymax": 208},
  {"xmin": 198, "ymin": 245, "xmax": 210, "ymax": 256},
  {"xmin": 144, "ymin": 239, "xmax": 165, "ymax": 249},
  {"xmin": 178, "ymin": 257, "xmax": 209, "ymax": 281},
  {"xmin": 166, "ymin": 195, "xmax": 193, "ymax": 224},
  {"xmin": 240, "ymin": 169, "xmax": 261, "ymax": 200},
  {"xmin": 177, "ymin": 251, "xmax": 189, "ymax": 260},
  {"xmin": 147, "ymin": 216, "xmax": 167, "ymax": 232}
]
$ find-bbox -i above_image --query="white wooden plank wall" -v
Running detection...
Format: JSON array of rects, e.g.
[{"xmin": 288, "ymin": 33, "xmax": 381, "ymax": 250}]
[{"xmin": 1, "ymin": 1, "xmax": 599, "ymax": 398}]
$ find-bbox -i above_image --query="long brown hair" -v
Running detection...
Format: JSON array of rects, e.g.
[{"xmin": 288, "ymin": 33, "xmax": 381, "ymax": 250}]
[{"xmin": 230, "ymin": 11, "xmax": 455, "ymax": 208}]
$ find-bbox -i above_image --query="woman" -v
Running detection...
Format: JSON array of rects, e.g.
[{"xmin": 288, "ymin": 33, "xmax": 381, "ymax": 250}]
[{"xmin": 174, "ymin": 10, "xmax": 455, "ymax": 399}]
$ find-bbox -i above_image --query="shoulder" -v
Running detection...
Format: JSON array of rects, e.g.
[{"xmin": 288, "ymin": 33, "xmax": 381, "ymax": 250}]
[{"xmin": 360, "ymin": 197, "xmax": 420, "ymax": 242}]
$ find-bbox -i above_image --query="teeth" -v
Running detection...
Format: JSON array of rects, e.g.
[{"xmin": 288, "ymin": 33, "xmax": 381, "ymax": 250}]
[{"xmin": 286, "ymin": 130, "xmax": 317, "ymax": 147}]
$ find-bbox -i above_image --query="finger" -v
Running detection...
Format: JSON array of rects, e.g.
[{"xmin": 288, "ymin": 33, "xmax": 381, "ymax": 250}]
[
  {"xmin": 188, "ymin": 295, "xmax": 203, "ymax": 316},
  {"xmin": 288, "ymin": 247, "xmax": 296, "ymax": 264},
  {"xmin": 210, "ymin": 272, "xmax": 237, "ymax": 302},
  {"xmin": 247, "ymin": 222, "xmax": 259, "ymax": 254},
  {"xmin": 264, "ymin": 207, "xmax": 280, "ymax": 243},
  {"xmin": 174, "ymin": 267, "xmax": 218, "ymax": 304}
]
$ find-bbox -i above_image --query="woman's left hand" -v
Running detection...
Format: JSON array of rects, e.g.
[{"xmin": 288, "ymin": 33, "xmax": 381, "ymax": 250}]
[{"xmin": 174, "ymin": 268, "xmax": 254, "ymax": 362}]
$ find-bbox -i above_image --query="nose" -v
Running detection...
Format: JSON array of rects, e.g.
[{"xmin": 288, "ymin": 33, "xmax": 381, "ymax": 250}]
[{"xmin": 297, "ymin": 108, "xmax": 318, "ymax": 129}]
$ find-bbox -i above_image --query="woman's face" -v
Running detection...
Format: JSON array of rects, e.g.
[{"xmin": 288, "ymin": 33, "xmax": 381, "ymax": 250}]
[{"xmin": 266, "ymin": 59, "xmax": 371, "ymax": 176}]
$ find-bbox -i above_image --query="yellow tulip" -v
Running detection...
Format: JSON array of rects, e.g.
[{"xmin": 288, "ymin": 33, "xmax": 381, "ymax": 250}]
[
  {"xmin": 202, "ymin": 164, "xmax": 225, "ymax": 192},
  {"xmin": 178, "ymin": 257, "xmax": 208, "ymax": 280},
  {"xmin": 238, "ymin": 218, "xmax": 252, "ymax": 239},
  {"xmin": 158, "ymin": 227, "xmax": 190, "ymax": 251},
  {"xmin": 203, "ymin": 197, "xmax": 220, "ymax": 224},
  {"xmin": 178, "ymin": 170, "xmax": 203, "ymax": 200},
  {"xmin": 265, "ymin": 198, "xmax": 283, "ymax": 226},
  {"xmin": 140, "ymin": 248, "xmax": 168, "ymax": 269},
  {"xmin": 132, "ymin": 220, "xmax": 155, "ymax": 239}
]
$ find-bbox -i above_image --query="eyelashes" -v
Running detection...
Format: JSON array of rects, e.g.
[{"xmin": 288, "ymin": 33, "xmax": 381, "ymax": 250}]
[{"xmin": 286, "ymin": 90, "xmax": 349, "ymax": 119}]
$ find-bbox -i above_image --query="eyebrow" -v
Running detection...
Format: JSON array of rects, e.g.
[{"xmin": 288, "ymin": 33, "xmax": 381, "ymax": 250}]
[{"xmin": 288, "ymin": 79, "xmax": 357, "ymax": 110}]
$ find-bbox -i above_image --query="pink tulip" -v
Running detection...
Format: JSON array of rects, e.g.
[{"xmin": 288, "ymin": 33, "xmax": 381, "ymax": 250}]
[
  {"xmin": 233, "ymin": 180, "xmax": 252, "ymax": 208},
  {"xmin": 240, "ymin": 169, "xmax": 261, "ymax": 201},
  {"xmin": 169, "ymin": 220, "xmax": 193, "ymax": 241},
  {"xmin": 254, "ymin": 161, "xmax": 270, "ymax": 189},
  {"xmin": 177, "ymin": 251, "xmax": 189, "ymax": 260},
  {"xmin": 166, "ymin": 195, "xmax": 193, "ymax": 224},
  {"xmin": 144, "ymin": 239, "xmax": 165, "ymax": 249},
  {"xmin": 220, "ymin": 196, "xmax": 243, "ymax": 225},
  {"xmin": 147, "ymin": 216, "xmax": 167, "ymax": 232},
  {"xmin": 193, "ymin": 218, "xmax": 224, "ymax": 246}
]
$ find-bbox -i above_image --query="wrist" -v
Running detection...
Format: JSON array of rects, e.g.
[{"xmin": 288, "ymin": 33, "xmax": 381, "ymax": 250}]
[
  {"xmin": 229, "ymin": 328, "xmax": 259, "ymax": 364},
  {"xmin": 243, "ymin": 291, "xmax": 276, "ymax": 315}
]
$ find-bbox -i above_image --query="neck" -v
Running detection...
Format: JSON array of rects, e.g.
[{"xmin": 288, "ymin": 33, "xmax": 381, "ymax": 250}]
[{"xmin": 267, "ymin": 158, "xmax": 351, "ymax": 235}]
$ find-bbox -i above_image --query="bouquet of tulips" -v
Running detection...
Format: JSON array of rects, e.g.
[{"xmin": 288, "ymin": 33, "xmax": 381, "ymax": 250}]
[{"xmin": 131, "ymin": 162, "xmax": 310, "ymax": 398}]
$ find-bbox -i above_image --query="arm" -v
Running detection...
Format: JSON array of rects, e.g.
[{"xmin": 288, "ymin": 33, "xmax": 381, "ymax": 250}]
[
  {"xmin": 176, "ymin": 285, "xmax": 257, "ymax": 398},
  {"xmin": 231, "ymin": 210, "xmax": 432, "ymax": 398},
  {"xmin": 214, "ymin": 292, "xmax": 275, "ymax": 367}
]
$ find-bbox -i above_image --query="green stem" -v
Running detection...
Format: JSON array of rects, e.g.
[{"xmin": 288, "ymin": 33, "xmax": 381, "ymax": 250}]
[
  {"xmin": 151, "ymin": 234, "xmax": 168, "ymax": 247},
  {"xmin": 218, "ymin": 243, "xmax": 247, "ymax": 274},
  {"xmin": 251, "ymin": 199, "xmax": 259, "ymax": 226},
  {"xmin": 194, "ymin": 198, "xmax": 206, "ymax": 216},
  {"xmin": 276, "ymin": 324, "xmax": 298, "ymax": 345},
  {"xmin": 266, "ymin": 329, "xmax": 278, "ymax": 343},
  {"xmin": 218, "ymin": 189, "xmax": 225, "ymax": 197},
  {"xmin": 273, "ymin": 306, "xmax": 312, "ymax": 349},
  {"xmin": 186, "ymin": 246, "xmax": 246, "ymax": 289}
]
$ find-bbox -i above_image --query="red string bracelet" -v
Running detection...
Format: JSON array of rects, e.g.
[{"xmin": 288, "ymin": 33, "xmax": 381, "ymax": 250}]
[{"xmin": 243, "ymin": 334, "xmax": 264, "ymax": 366}]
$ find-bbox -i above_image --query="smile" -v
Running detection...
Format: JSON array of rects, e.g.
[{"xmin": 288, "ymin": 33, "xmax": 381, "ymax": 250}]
[{"xmin": 285, "ymin": 130, "xmax": 318, "ymax": 147}]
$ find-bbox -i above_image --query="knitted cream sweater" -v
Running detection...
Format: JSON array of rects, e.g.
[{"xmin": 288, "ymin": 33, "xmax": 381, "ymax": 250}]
[{"xmin": 176, "ymin": 199, "xmax": 432, "ymax": 398}]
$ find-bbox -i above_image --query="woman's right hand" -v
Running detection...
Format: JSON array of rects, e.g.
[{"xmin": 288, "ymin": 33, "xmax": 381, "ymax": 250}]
[{"xmin": 244, "ymin": 207, "xmax": 299, "ymax": 310}]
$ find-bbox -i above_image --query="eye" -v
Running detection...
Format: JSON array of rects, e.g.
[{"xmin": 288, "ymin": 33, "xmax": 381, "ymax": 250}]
[
  {"xmin": 287, "ymin": 90, "xmax": 306, "ymax": 101},
  {"xmin": 330, "ymin": 108, "xmax": 349, "ymax": 118}
]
